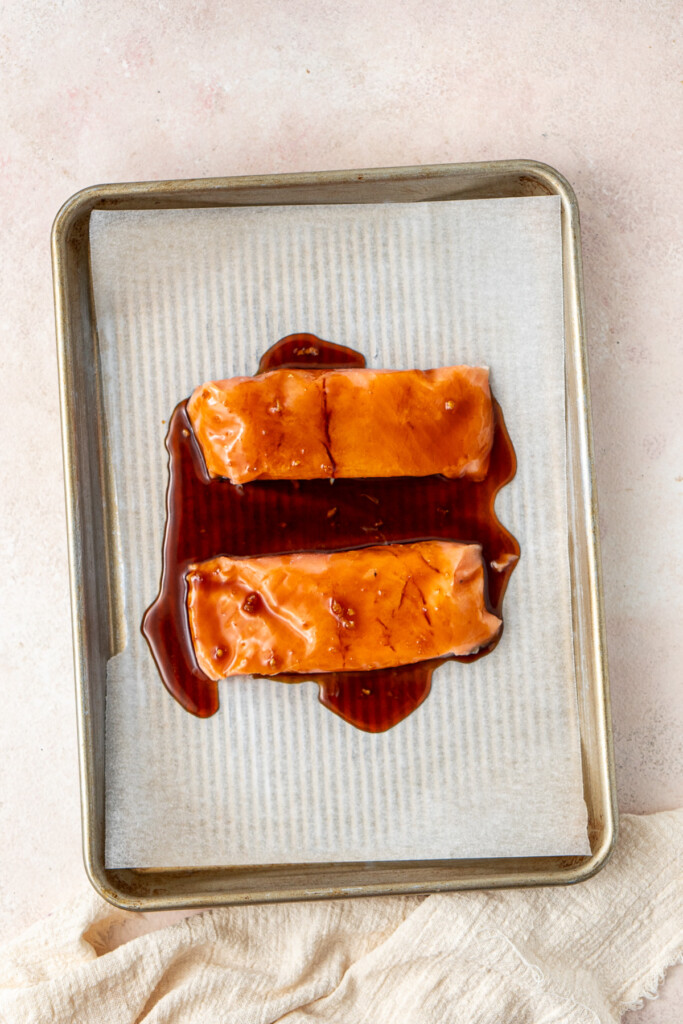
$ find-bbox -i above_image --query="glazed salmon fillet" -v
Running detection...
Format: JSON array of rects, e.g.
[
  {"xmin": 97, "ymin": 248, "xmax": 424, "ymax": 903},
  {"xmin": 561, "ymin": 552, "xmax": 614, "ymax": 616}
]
[
  {"xmin": 187, "ymin": 540, "xmax": 501, "ymax": 680},
  {"xmin": 187, "ymin": 366, "xmax": 493, "ymax": 484}
]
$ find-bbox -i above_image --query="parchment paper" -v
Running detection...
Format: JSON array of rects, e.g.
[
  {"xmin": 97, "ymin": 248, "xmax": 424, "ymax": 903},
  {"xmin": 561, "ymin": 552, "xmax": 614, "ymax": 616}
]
[{"xmin": 90, "ymin": 196, "xmax": 591, "ymax": 868}]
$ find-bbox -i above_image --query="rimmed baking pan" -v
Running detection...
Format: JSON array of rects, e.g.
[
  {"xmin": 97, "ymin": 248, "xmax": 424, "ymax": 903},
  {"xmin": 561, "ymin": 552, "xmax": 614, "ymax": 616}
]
[{"xmin": 52, "ymin": 160, "xmax": 616, "ymax": 909}]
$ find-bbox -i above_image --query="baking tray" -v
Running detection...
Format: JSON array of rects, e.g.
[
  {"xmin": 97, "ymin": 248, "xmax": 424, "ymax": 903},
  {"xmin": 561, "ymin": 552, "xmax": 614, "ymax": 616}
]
[{"xmin": 52, "ymin": 160, "xmax": 617, "ymax": 910}]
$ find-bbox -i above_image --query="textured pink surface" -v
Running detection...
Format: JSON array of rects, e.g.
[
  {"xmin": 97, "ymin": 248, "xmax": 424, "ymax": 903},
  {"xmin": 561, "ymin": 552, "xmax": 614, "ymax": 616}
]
[{"xmin": 0, "ymin": 1, "xmax": 681, "ymax": 1012}]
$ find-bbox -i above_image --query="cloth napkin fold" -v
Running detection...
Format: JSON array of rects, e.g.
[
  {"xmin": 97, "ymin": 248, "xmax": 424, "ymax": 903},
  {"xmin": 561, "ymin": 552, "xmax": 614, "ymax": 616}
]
[{"xmin": 1, "ymin": 811, "xmax": 681, "ymax": 1024}]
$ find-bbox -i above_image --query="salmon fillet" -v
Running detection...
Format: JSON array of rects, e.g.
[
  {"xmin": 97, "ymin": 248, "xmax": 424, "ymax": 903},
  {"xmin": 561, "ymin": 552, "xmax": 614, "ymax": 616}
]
[
  {"xmin": 187, "ymin": 541, "xmax": 501, "ymax": 679},
  {"xmin": 187, "ymin": 366, "xmax": 493, "ymax": 484}
]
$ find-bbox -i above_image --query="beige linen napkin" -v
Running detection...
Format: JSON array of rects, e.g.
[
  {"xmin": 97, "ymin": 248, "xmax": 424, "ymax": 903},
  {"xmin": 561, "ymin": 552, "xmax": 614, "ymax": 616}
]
[{"xmin": 1, "ymin": 812, "xmax": 681, "ymax": 1024}]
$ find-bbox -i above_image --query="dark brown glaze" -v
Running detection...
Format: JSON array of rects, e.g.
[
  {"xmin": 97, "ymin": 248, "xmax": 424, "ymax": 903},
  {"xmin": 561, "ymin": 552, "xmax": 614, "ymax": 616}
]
[
  {"xmin": 142, "ymin": 334, "xmax": 519, "ymax": 731},
  {"xmin": 258, "ymin": 333, "xmax": 366, "ymax": 372}
]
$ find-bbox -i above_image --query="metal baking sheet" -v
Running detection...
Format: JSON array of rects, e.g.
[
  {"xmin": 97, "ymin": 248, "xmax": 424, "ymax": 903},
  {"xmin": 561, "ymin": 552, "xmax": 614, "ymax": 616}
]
[{"xmin": 52, "ymin": 160, "xmax": 617, "ymax": 909}]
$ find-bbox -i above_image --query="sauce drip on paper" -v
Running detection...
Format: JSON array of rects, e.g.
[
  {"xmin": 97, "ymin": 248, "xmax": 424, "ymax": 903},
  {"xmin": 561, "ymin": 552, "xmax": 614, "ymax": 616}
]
[{"xmin": 142, "ymin": 334, "xmax": 520, "ymax": 732}]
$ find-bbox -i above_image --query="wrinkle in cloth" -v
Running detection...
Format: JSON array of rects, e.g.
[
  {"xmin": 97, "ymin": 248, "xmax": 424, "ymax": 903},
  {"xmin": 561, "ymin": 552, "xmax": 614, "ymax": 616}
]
[{"xmin": 0, "ymin": 812, "xmax": 681, "ymax": 1023}]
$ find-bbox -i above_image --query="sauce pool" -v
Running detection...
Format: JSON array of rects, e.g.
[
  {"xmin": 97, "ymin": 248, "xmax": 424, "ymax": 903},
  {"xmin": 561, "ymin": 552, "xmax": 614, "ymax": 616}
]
[{"xmin": 142, "ymin": 334, "xmax": 520, "ymax": 732}]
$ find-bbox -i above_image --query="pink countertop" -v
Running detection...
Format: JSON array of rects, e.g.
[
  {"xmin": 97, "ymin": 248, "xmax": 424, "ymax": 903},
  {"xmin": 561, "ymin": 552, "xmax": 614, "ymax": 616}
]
[{"xmin": 1, "ymin": 1, "xmax": 681, "ymax": 1018}]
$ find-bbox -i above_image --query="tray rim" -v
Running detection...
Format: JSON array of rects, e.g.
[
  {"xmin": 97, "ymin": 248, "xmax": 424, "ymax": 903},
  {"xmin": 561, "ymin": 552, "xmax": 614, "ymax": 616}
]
[{"xmin": 51, "ymin": 158, "xmax": 617, "ymax": 910}]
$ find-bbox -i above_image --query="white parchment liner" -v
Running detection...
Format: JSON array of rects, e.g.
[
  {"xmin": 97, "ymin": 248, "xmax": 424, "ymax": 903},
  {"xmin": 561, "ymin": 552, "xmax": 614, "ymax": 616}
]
[{"xmin": 90, "ymin": 196, "xmax": 590, "ymax": 868}]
